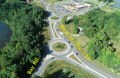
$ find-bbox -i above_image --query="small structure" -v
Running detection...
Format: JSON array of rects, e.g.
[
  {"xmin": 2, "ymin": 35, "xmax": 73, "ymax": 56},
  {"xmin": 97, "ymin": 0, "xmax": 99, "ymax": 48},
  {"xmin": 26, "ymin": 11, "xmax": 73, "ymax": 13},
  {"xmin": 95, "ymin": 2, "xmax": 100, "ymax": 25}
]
[
  {"xmin": 65, "ymin": 16, "xmax": 73, "ymax": 24},
  {"xmin": 78, "ymin": 27, "xmax": 83, "ymax": 35},
  {"xmin": 66, "ymin": 16, "xmax": 73, "ymax": 21}
]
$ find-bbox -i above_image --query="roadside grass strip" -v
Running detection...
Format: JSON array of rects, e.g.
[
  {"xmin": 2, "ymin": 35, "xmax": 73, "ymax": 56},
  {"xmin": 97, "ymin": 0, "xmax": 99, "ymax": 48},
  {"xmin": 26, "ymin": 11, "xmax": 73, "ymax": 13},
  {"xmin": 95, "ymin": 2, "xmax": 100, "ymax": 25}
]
[
  {"xmin": 60, "ymin": 24, "xmax": 91, "ymax": 60},
  {"xmin": 51, "ymin": 23, "xmax": 59, "ymax": 38},
  {"xmin": 69, "ymin": 54, "xmax": 82, "ymax": 64}
]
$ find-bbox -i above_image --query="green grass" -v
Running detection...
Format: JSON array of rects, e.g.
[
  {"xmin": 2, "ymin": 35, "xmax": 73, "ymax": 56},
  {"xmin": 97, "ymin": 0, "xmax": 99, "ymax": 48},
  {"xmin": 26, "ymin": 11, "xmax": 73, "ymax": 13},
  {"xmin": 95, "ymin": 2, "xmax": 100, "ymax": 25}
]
[
  {"xmin": 52, "ymin": 42, "xmax": 67, "ymax": 52},
  {"xmin": 42, "ymin": 60, "xmax": 97, "ymax": 78},
  {"xmin": 32, "ymin": 0, "xmax": 45, "ymax": 9},
  {"xmin": 46, "ymin": 0, "xmax": 66, "ymax": 3},
  {"xmin": 51, "ymin": 16, "xmax": 60, "ymax": 20},
  {"xmin": 54, "ymin": 32, "xmax": 59, "ymax": 38},
  {"xmin": 64, "ymin": 23, "xmax": 75, "ymax": 33},
  {"xmin": 101, "ymin": 5, "xmax": 120, "ymax": 13},
  {"xmin": 74, "ymin": 35, "xmax": 89, "ymax": 51}
]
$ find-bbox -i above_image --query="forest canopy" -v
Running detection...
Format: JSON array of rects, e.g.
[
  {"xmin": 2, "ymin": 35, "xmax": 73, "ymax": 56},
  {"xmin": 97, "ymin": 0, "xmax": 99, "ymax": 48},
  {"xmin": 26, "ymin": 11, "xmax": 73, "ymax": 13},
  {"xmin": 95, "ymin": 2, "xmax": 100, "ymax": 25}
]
[
  {"xmin": 62, "ymin": 8, "xmax": 120, "ymax": 73},
  {"xmin": 0, "ymin": 1, "xmax": 48, "ymax": 78},
  {"xmin": 79, "ymin": 9, "xmax": 120, "ymax": 73}
]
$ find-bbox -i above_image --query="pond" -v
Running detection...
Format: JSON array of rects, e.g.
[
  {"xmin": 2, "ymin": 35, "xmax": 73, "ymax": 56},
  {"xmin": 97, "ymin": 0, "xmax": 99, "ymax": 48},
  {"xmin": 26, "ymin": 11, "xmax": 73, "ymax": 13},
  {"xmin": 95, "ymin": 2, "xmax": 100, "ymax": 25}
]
[
  {"xmin": 0, "ymin": 21, "xmax": 12, "ymax": 48},
  {"xmin": 111, "ymin": 0, "xmax": 120, "ymax": 8}
]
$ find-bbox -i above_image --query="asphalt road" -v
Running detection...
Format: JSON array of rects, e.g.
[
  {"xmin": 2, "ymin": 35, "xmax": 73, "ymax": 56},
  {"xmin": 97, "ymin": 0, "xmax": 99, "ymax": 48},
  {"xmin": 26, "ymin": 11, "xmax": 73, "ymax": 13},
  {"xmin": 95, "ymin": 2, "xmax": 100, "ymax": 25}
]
[{"xmin": 33, "ymin": 0, "xmax": 119, "ymax": 78}]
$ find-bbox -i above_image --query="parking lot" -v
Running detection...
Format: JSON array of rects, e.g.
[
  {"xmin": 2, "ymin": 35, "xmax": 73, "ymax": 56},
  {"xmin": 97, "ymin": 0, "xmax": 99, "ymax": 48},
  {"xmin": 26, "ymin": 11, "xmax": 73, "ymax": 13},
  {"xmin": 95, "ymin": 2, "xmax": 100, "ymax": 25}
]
[{"xmin": 49, "ymin": 0, "xmax": 91, "ymax": 17}]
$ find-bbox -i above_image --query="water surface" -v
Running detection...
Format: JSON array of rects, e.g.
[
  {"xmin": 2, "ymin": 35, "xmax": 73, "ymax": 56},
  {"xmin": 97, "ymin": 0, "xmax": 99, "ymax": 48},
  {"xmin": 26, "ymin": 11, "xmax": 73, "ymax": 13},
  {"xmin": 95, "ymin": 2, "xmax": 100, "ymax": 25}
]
[{"xmin": 0, "ymin": 21, "xmax": 12, "ymax": 48}]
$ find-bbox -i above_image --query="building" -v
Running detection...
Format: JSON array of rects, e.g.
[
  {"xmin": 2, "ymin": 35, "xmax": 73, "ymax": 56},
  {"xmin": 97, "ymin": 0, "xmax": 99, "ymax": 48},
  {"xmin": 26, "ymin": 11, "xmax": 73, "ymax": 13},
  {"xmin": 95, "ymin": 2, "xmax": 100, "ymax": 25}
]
[{"xmin": 64, "ymin": 2, "xmax": 91, "ymax": 12}]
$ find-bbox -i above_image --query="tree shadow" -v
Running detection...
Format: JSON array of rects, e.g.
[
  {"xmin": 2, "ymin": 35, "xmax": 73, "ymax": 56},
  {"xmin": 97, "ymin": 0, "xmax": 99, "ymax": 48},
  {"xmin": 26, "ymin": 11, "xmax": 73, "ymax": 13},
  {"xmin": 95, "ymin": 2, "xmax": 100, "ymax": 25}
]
[{"xmin": 43, "ymin": 69, "xmax": 75, "ymax": 78}]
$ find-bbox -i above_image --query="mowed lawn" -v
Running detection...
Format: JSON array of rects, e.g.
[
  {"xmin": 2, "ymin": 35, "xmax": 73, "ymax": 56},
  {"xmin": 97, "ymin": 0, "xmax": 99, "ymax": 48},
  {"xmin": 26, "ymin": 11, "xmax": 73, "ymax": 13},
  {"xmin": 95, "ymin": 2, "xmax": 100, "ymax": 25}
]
[
  {"xmin": 74, "ymin": 35, "xmax": 89, "ymax": 51},
  {"xmin": 46, "ymin": 0, "xmax": 66, "ymax": 3},
  {"xmin": 42, "ymin": 60, "xmax": 96, "ymax": 78},
  {"xmin": 64, "ymin": 23, "xmax": 75, "ymax": 33}
]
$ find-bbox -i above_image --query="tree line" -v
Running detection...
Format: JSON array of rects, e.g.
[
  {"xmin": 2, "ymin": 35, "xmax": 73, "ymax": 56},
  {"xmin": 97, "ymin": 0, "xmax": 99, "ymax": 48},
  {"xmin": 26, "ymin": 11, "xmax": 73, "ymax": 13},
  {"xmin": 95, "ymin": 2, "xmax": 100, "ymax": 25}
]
[
  {"xmin": 62, "ymin": 8, "xmax": 120, "ymax": 73},
  {"xmin": 98, "ymin": 0, "xmax": 113, "ymax": 3},
  {"xmin": 0, "ymin": 1, "xmax": 48, "ymax": 78},
  {"xmin": 79, "ymin": 8, "xmax": 120, "ymax": 73}
]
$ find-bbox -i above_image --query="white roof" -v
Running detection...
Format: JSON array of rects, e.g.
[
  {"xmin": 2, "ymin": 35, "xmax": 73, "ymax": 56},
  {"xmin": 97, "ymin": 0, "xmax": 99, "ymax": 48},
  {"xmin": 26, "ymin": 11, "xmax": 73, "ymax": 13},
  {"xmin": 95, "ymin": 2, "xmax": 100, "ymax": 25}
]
[
  {"xmin": 84, "ymin": 3, "xmax": 91, "ymax": 6},
  {"xmin": 75, "ymin": 5, "xmax": 85, "ymax": 8}
]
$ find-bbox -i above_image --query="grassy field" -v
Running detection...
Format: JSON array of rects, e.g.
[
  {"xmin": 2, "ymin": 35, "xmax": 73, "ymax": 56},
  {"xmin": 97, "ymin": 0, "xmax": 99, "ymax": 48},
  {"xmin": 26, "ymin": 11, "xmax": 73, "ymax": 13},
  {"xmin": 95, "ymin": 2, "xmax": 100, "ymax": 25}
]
[
  {"xmin": 42, "ymin": 60, "xmax": 97, "ymax": 78},
  {"xmin": 64, "ymin": 23, "xmax": 75, "ymax": 33},
  {"xmin": 74, "ymin": 35, "xmax": 89, "ymax": 51}
]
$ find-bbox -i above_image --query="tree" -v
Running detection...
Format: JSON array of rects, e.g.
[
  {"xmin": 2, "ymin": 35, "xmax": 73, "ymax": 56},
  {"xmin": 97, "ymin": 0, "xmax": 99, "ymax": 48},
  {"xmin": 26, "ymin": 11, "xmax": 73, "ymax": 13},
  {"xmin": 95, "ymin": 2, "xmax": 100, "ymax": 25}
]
[
  {"xmin": 42, "ymin": 69, "xmax": 75, "ymax": 78},
  {"xmin": 73, "ymin": 16, "xmax": 79, "ymax": 34},
  {"xmin": 0, "ymin": 1, "xmax": 48, "ymax": 78},
  {"xmin": 98, "ymin": 0, "xmax": 113, "ymax": 3},
  {"xmin": 78, "ymin": 8, "xmax": 120, "ymax": 73}
]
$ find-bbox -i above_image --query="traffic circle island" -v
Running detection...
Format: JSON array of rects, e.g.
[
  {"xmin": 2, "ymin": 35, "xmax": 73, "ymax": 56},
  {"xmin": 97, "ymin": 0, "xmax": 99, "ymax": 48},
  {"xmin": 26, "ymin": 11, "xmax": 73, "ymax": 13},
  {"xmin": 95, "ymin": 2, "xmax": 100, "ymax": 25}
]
[
  {"xmin": 52, "ymin": 42, "xmax": 67, "ymax": 52},
  {"xmin": 49, "ymin": 39, "xmax": 71, "ymax": 56}
]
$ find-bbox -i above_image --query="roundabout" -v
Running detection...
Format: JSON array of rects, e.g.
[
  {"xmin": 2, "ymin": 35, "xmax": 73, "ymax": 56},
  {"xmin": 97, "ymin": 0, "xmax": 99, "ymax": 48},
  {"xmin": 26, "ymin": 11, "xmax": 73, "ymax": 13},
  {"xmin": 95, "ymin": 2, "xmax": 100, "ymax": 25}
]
[{"xmin": 49, "ymin": 39, "xmax": 71, "ymax": 56}]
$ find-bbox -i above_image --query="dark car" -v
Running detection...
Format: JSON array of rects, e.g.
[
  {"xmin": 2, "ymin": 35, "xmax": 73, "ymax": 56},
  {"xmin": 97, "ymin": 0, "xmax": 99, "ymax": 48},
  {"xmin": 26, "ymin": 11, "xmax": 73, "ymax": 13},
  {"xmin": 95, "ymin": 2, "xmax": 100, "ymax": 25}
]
[
  {"xmin": 51, "ymin": 57, "xmax": 54, "ymax": 59},
  {"xmin": 51, "ymin": 50, "xmax": 53, "ymax": 52},
  {"xmin": 68, "ymin": 41, "xmax": 70, "ymax": 43},
  {"xmin": 57, "ymin": 29, "xmax": 59, "ymax": 31},
  {"xmin": 76, "ymin": 53, "xmax": 78, "ymax": 55}
]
